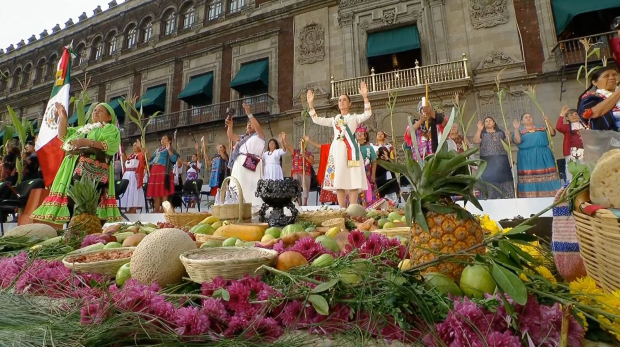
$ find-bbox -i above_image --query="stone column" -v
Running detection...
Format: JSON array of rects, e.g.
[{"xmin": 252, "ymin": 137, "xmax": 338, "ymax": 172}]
[
  {"xmin": 535, "ymin": 0, "xmax": 558, "ymax": 73},
  {"xmin": 428, "ymin": 0, "xmax": 449, "ymax": 63}
]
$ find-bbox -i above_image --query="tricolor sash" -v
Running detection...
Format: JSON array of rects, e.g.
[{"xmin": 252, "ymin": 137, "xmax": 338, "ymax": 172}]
[{"xmin": 335, "ymin": 116, "xmax": 360, "ymax": 167}]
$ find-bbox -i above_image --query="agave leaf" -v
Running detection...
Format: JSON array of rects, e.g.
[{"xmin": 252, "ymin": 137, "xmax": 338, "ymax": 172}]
[
  {"xmin": 413, "ymin": 200, "xmax": 428, "ymax": 232},
  {"xmin": 576, "ymin": 65, "xmax": 585, "ymax": 86},
  {"xmin": 475, "ymin": 160, "xmax": 487, "ymax": 179},
  {"xmin": 436, "ymin": 107, "xmax": 456, "ymax": 154},
  {"xmin": 405, "ymin": 195, "xmax": 413, "ymax": 227},
  {"xmin": 404, "ymin": 146, "xmax": 421, "ymax": 183},
  {"xmin": 407, "ymin": 116, "xmax": 423, "ymax": 165},
  {"xmin": 465, "ymin": 110, "xmax": 477, "ymax": 136},
  {"xmin": 377, "ymin": 160, "xmax": 415, "ymax": 188}
]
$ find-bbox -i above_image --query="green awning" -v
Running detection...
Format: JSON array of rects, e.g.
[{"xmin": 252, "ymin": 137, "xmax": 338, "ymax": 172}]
[
  {"xmin": 229, "ymin": 59, "xmax": 269, "ymax": 93},
  {"xmin": 552, "ymin": 0, "xmax": 620, "ymax": 33},
  {"xmin": 178, "ymin": 73, "xmax": 214, "ymax": 105},
  {"xmin": 137, "ymin": 85, "xmax": 166, "ymax": 115},
  {"xmin": 108, "ymin": 97, "xmax": 126, "ymax": 125},
  {"xmin": 367, "ymin": 26, "xmax": 420, "ymax": 58},
  {"xmin": 68, "ymin": 103, "xmax": 91, "ymax": 126}
]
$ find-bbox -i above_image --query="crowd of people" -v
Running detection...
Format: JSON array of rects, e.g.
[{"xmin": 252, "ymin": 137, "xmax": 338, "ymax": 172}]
[{"xmin": 0, "ymin": 63, "xmax": 613, "ymax": 224}]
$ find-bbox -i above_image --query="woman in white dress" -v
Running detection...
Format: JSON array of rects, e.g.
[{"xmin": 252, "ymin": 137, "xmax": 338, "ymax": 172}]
[
  {"xmin": 307, "ymin": 81, "xmax": 372, "ymax": 207},
  {"xmin": 120, "ymin": 139, "xmax": 146, "ymax": 213},
  {"xmin": 262, "ymin": 135, "xmax": 286, "ymax": 180},
  {"xmin": 226, "ymin": 103, "xmax": 266, "ymax": 206}
]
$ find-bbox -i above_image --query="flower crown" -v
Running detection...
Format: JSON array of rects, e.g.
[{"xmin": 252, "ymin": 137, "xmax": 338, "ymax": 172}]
[{"xmin": 356, "ymin": 124, "xmax": 368, "ymax": 133}]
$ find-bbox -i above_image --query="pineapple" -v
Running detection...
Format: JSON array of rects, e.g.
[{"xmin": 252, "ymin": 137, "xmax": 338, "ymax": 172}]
[
  {"xmin": 67, "ymin": 177, "xmax": 103, "ymax": 235},
  {"xmin": 379, "ymin": 113, "xmax": 490, "ymax": 280}
]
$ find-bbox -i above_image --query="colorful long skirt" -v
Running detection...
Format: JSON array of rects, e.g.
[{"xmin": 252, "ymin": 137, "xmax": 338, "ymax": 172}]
[
  {"xmin": 146, "ymin": 164, "xmax": 174, "ymax": 198},
  {"xmin": 516, "ymin": 146, "xmax": 561, "ymax": 198},
  {"xmin": 359, "ymin": 164, "xmax": 379, "ymax": 206}
]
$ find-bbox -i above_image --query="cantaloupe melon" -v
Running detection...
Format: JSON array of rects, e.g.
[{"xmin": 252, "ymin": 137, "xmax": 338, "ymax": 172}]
[
  {"xmin": 4, "ymin": 224, "xmax": 57, "ymax": 239},
  {"xmin": 346, "ymin": 204, "xmax": 366, "ymax": 218},
  {"xmin": 130, "ymin": 228, "xmax": 196, "ymax": 287}
]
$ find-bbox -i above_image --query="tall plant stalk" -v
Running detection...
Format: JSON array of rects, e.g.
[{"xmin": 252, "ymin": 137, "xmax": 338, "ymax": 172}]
[
  {"xmin": 453, "ymin": 93, "xmax": 477, "ymax": 151},
  {"xmin": 386, "ymin": 88, "xmax": 399, "ymax": 162},
  {"xmin": 495, "ymin": 69, "xmax": 518, "ymax": 198},
  {"xmin": 119, "ymin": 96, "xmax": 160, "ymax": 175},
  {"xmin": 70, "ymin": 75, "xmax": 95, "ymax": 127},
  {"xmin": 6, "ymin": 106, "xmax": 34, "ymax": 185},
  {"xmin": 576, "ymin": 38, "xmax": 602, "ymax": 87}
]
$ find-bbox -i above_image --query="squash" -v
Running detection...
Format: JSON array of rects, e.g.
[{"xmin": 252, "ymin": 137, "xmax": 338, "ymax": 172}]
[
  {"xmin": 213, "ymin": 225, "xmax": 265, "ymax": 241},
  {"xmin": 276, "ymin": 251, "xmax": 308, "ymax": 271}
]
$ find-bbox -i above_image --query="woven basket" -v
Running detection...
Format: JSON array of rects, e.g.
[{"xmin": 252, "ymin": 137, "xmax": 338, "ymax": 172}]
[
  {"xmin": 210, "ymin": 177, "xmax": 252, "ymax": 222},
  {"xmin": 162, "ymin": 201, "xmax": 211, "ymax": 229},
  {"xmin": 574, "ymin": 206, "xmax": 620, "ymax": 292},
  {"xmin": 322, "ymin": 218, "xmax": 346, "ymax": 230},
  {"xmin": 298, "ymin": 209, "xmax": 346, "ymax": 225},
  {"xmin": 180, "ymin": 247, "xmax": 278, "ymax": 282},
  {"xmin": 372, "ymin": 227, "xmax": 411, "ymax": 239},
  {"xmin": 62, "ymin": 247, "xmax": 134, "ymax": 276},
  {"xmin": 195, "ymin": 234, "xmax": 228, "ymax": 243}
]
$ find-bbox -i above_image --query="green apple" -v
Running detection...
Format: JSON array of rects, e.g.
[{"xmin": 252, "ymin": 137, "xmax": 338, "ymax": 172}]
[{"xmin": 265, "ymin": 227, "xmax": 281, "ymax": 239}]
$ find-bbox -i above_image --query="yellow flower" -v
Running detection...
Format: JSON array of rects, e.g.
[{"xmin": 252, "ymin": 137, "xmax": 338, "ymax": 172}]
[
  {"xmin": 570, "ymin": 276, "xmax": 603, "ymax": 305},
  {"xmin": 535, "ymin": 266, "xmax": 556, "ymax": 284},
  {"xmin": 576, "ymin": 311, "xmax": 588, "ymax": 332},
  {"xmin": 519, "ymin": 273, "xmax": 529, "ymax": 282}
]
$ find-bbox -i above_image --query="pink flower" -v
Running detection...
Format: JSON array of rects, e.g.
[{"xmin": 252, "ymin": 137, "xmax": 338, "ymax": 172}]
[
  {"xmin": 226, "ymin": 281, "xmax": 251, "ymax": 313},
  {"xmin": 273, "ymin": 240, "xmax": 286, "ymax": 253},
  {"xmin": 224, "ymin": 314, "xmax": 251, "ymax": 337},
  {"xmin": 279, "ymin": 300, "xmax": 303, "ymax": 328},
  {"xmin": 0, "ymin": 252, "xmax": 28, "ymax": 288},
  {"xmin": 201, "ymin": 277, "xmax": 228, "ymax": 296},
  {"xmin": 174, "ymin": 306, "xmax": 211, "ymax": 336},
  {"xmin": 250, "ymin": 316, "xmax": 283, "ymax": 342},
  {"xmin": 485, "ymin": 331, "xmax": 521, "ymax": 347},
  {"xmin": 80, "ymin": 234, "xmax": 108, "ymax": 247},
  {"xmin": 348, "ymin": 230, "xmax": 366, "ymax": 248}
]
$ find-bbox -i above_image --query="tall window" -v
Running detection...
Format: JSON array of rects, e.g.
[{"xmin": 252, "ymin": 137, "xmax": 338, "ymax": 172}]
[
  {"xmin": 47, "ymin": 55, "xmax": 57, "ymax": 79},
  {"xmin": 164, "ymin": 11, "xmax": 177, "ymax": 35},
  {"xmin": 229, "ymin": 0, "xmax": 245, "ymax": 13},
  {"xmin": 0, "ymin": 74, "xmax": 6, "ymax": 93},
  {"xmin": 126, "ymin": 27, "xmax": 137, "ymax": 49},
  {"xmin": 142, "ymin": 19, "xmax": 153, "ymax": 43},
  {"xmin": 92, "ymin": 38, "xmax": 103, "ymax": 60},
  {"xmin": 209, "ymin": 1, "xmax": 222, "ymax": 20},
  {"xmin": 10, "ymin": 68, "xmax": 21, "ymax": 90},
  {"xmin": 21, "ymin": 64, "xmax": 31, "ymax": 87},
  {"xmin": 35, "ymin": 59, "xmax": 45, "ymax": 83},
  {"xmin": 107, "ymin": 34, "xmax": 118, "ymax": 55},
  {"xmin": 74, "ymin": 44, "xmax": 85, "ymax": 67},
  {"xmin": 183, "ymin": 6, "xmax": 196, "ymax": 29}
]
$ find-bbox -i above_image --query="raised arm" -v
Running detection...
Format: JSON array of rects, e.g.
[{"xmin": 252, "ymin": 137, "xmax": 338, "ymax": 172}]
[
  {"xmin": 226, "ymin": 118, "xmax": 240, "ymax": 143},
  {"xmin": 281, "ymin": 133, "xmax": 294, "ymax": 153},
  {"xmin": 472, "ymin": 121, "xmax": 483, "ymax": 144},
  {"xmin": 302, "ymin": 134, "xmax": 321, "ymax": 149},
  {"xmin": 306, "ymin": 90, "xmax": 333, "ymax": 127},
  {"xmin": 243, "ymin": 103, "xmax": 264, "ymax": 140},
  {"xmin": 512, "ymin": 119, "xmax": 522, "ymax": 145},
  {"xmin": 56, "ymin": 102, "xmax": 69, "ymax": 140},
  {"xmin": 278, "ymin": 132, "xmax": 289, "ymax": 153},
  {"xmin": 356, "ymin": 81, "xmax": 372, "ymax": 123},
  {"xmin": 555, "ymin": 106, "xmax": 570, "ymax": 134}
]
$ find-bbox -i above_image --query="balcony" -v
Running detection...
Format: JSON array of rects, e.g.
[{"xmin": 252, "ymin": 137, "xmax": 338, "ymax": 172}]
[
  {"xmin": 330, "ymin": 55, "xmax": 470, "ymax": 98},
  {"xmin": 552, "ymin": 31, "xmax": 618, "ymax": 68},
  {"xmin": 122, "ymin": 94, "xmax": 274, "ymax": 137}
]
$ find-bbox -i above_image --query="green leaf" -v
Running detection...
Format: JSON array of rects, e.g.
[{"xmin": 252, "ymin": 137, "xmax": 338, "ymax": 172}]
[
  {"xmin": 308, "ymin": 294, "xmax": 329, "ymax": 316},
  {"xmin": 587, "ymin": 47, "xmax": 601, "ymax": 60},
  {"xmin": 465, "ymin": 110, "xmax": 477, "ymax": 135},
  {"xmin": 495, "ymin": 248, "xmax": 519, "ymax": 269},
  {"xmin": 423, "ymin": 203, "xmax": 455, "ymax": 214},
  {"xmin": 504, "ymin": 233, "xmax": 538, "ymax": 242},
  {"xmin": 576, "ymin": 65, "xmax": 585, "ymax": 85},
  {"xmin": 405, "ymin": 195, "xmax": 413, "ymax": 227},
  {"xmin": 213, "ymin": 288, "xmax": 230, "ymax": 301},
  {"xmin": 503, "ymin": 224, "xmax": 533, "ymax": 235},
  {"xmin": 311, "ymin": 278, "xmax": 339, "ymax": 294},
  {"xmin": 491, "ymin": 263, "xmax": 528, "ymax": 305},
  {"xmin": 506, "ymin": 242, "xmax": 538, "ymax": 265},
  {"xmin": 413, "ymin": 200, "xmax": 428, "ymax": 232},
  {"xmin": 587, "ymin": 66, "xmax": 601, "ymax": 78},
  {"xmin": 407, "ymin": 116, "xmax": 424, "ymax": 165}
]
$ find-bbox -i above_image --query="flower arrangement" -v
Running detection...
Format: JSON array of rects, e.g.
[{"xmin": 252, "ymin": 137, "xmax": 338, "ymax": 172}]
[
  {"xmin": 61, "ymin": 122, "xmax": 103, "ymax": 151},
  {"xmin": 570, "ymin": 276, "xmax": 620, "ymax": 340}
]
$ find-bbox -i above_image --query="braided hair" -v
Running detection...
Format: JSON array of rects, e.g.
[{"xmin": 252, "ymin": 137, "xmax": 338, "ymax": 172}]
[{"xmin": 576, "ymin": 66, "xmax": 618, "ymax": 116}]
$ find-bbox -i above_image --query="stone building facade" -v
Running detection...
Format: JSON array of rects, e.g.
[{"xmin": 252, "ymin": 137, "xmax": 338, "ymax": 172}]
[{"xmin": 0, "ymin": 0, "xmax": 618, "ymax": 176}]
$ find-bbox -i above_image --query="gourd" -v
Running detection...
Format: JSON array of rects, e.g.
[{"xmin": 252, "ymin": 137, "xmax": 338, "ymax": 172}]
[
  {"xmin": 213, "ymin": 225, "xmax": 265, "ymax": 241},
  {"xmin": 276, "ymin": 251, "xmax": 308, "ymax": 271}
]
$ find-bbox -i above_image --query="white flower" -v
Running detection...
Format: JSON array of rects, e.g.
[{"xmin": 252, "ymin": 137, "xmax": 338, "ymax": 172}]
[{"xmin": 62, "ymin": 122, "xmax": 104, "ymax": 152}]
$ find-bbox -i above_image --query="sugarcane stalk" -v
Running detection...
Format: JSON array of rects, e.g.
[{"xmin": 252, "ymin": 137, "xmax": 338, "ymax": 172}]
[{"xmin": 496, "ymin": 69, "xmax": 518, "ymax": 198}]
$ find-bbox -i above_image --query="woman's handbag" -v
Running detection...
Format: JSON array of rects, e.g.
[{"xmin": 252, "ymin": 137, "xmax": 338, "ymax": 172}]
[{"xmin": 242, "ymin": 153, "xmax": 261, "ymax": 172}]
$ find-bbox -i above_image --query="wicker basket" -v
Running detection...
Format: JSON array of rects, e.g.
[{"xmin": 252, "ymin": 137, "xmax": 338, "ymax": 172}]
[
  {"xmin": 162, "ymin": 201, "xmax": 211, "ymax": 229},
  {"xmin": 298, "ymin": 209, "xmax": 346, "ymax": 225},
  {"xmin": 322, "ymin": 218, "xmax": 346, "ymax": 230},
  {"xmin": 210, "ymin": 177, "xmax": 252, "ymax": 222},
  {"xmin": 372, "ymin": 227, "xmax": 411, "ymax": 239},
  {"xmin": 195, "ymin": 234, "xmax": 228, "ymax": 243},
  {"xmin": 180, "ymin": 247, "xmax": 278, "ymax": 282},
  {"xmin": 574, "ymin": 206, "xmax": 620, "ymax": 292},
  {"xmin": 62, "ymin": 247, "xmax": 135, "ymax": 276}
]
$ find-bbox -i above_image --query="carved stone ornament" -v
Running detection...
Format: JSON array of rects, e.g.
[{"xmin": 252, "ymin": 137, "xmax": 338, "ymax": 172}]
[
  {"xmin": 297, "ymin": 23, "xmax": 325, "ymax": 65},
  {"xmin": 337, "ymin": 12, "xmax": 353, "ymax": 27},
  {"xmin": 339, "ymin": 0, "xmax": 370, "ymax": 8},
  {"xmin": 469, "ymin": 0, "xmax": 508, "ymax": 29},
  {"xmin": 382, "ymin": 9, "xmax": 396, "ymax": 25},
  {"xmin": 475, "ymin": 51, "xmax": 523, "ymax": 71}
]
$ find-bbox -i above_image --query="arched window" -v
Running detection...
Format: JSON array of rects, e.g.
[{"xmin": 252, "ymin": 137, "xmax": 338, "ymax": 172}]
[
  {"xmin": 126, "ymin": 25, "xmax": 138, "ymax": 49},
  {"xmin": 47, "ymin": 55, "xmax": 58, "ymax": 79},
  {"xmin": 182, "ymin": 4, "xmax": 196, "ymax": 29},
  {"xmin": 141, "ymin": 17, "xmax": 153, "ymax": 43},
  {"xmin": 74, "ymin": 43, "xmax": 85, "ymax": 67},
  {"xmin": 34, "ymin": 59, "xmax": 45, "ymax": 83},
  {"xmin": 107, "ymin": 31, "xmax": 118, "ymax": 55},
  {"xmin": 92, "ymin": 37, "xmax": 103, "ymax": 60},
  {"xmin": 209, "ymin": 1, "xmax": 222, "ymax": 20},
  {"xmin": 163, "ymin": 10, "xmax": 177, "ymax": 36},
  {"xmin": 11, "ymin": 68, "xmax": 22, "ymax": 90},
  {"xmin": 22, "ymin": 64, "xmax": 32, "ymax": 87},
  {"xmin": 0, "ymin": 70, "xmax": 9, "ymax": 92}
]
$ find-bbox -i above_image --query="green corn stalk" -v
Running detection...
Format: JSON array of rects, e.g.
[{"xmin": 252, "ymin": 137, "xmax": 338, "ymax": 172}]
[
  {"xmin": 6, "ymin": 106, "xmax": 34, "ymax": 185},
  {"xmin": 452, "ymin": 94, "xmax": 477, "ymax": 151},
  {"xmin": 119, "ymin": 98, "xmax": 160, "ymax": 174},
  {"xmin": 495, "ymin": 69, "xmax": 517, "ymax": 198},
  {"xmin": 576, "ymin": 38, "xmax": 602, "ymax": 87},
  {"xmin": 385, "ymin": 88, "xmax": 399, "ymax": 164},
  {"xmin": 71, "ymin": 75, "xmax": 95, "ymax": 127}
]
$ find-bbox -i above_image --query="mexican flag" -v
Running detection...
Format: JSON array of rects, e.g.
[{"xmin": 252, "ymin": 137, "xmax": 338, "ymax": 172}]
[{"xmin": 35, "ymin": 45, "xmax": 73, "ymax": 187}]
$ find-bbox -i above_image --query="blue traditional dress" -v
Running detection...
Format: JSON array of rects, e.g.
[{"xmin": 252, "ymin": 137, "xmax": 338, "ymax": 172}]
[{"xmin": 513, "ymin": 126, "xmax": 561, "ymax": 198}]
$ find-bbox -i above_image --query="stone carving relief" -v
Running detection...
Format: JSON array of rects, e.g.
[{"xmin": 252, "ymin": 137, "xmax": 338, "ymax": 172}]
[
  {"xmin": 469, "ymin": 0, "xmax": 509, "ymax": 29},
  {"xmin": 339, "ymin": 0, "xmax": 370, "ymax": 8},
  {"xmin": 476, "ymin": 89, "xmax": 530, "ymax": 122},
  {"xmin": 337, "ymin": 12, "xmax": 353, "ymax": 27},
  {"xmin": 382, "ymin": 9, "xmax": 396, "ymax": 25},
  {"xmin": 475, "ymin": 51, "xmax": 523, "ymax": 71},
  {"xmin": 298, "ymin": 23, "xmax": 325, "ymax": 65}
]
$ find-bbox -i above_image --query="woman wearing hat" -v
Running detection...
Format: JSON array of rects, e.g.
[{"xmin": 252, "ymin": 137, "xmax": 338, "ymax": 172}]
[{"xmin": 31, "ymin": 102, "xmax": 122, "ymax": 224}]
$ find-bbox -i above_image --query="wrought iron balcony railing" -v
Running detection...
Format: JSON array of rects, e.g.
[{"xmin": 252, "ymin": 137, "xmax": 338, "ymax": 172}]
[
  {"xmin": 121, "ymin": 93, "xmax": 274, "ymax": 137},
  {"xmin": 330, "ymin": 54, "xmax": 470, "ymax": 98},
  {"xmin": 552, "ymin": 31, "xmax": 618, "ymax": 67}
]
